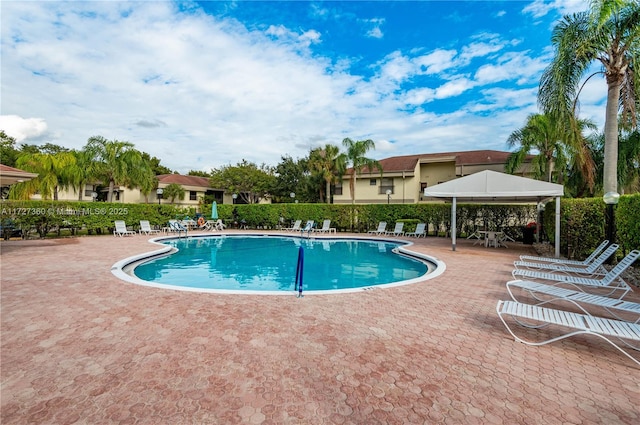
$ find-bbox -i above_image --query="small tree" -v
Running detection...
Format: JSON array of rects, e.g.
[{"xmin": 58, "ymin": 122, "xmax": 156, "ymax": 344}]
[
  {"xmin": 163, "ymin": 183, "xmax": 185, "ymax": 204},
  {"xmin": 209, "ymin": 159, "xmax": 275, "ymax": 204}
]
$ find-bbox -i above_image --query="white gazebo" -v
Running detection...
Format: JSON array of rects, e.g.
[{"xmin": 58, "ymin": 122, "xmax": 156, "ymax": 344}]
[{"xmin": 423, "ymin": 170, "xmax": 564, "ymax": 256}]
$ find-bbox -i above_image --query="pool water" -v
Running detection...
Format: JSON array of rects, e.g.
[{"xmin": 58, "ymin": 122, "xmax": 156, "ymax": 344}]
[{"xmin": 133, "ymin": 235, "xmax": 431, "ymax": 292}]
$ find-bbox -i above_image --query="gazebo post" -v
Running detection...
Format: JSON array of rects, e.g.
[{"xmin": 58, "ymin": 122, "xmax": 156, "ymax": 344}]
[{"xmin": 451, "ymin": 197, "xmax": 457, "ymax": 251}]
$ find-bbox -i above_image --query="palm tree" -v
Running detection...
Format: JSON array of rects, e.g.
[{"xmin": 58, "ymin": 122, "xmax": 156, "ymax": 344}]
[
  {"xmin": 162, "ymin": 183, "xmax": 185, "ymax": 204},
  {"xmin": 341, "ymin": 138, "xmax": 382, "ymax": 203},
  {"xmin": 506, "ymin": 113, "xmax": 597, "ymax": 183},
  {"xmin": 84, "ymin": 136, "xmax": 152, "ymax": 202},
  {"xmin": 308, "ymin": 144, "xmax": 345, "ymax": 203},
  {"xmin": 11, "ymin": 151, "xmax": 76, "ymax": 200},
  {"xmin": 538, "ymin": 0, "xmax": 640, "ymax": 194}
]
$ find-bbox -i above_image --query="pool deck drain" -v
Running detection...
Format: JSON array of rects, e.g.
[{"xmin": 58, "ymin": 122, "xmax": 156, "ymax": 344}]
[{"xmin": 1, "ymin": 231, "xmax": 639, "ymax": 424}]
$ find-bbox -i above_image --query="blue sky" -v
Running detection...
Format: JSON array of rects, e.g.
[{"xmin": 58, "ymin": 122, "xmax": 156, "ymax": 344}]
[{"xmin": 1, "ymin": 0, "xmax": 603, "ymax": 173}]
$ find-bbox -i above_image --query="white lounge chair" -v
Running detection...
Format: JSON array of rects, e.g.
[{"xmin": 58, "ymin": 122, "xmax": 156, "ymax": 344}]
[
  {"xmin": 513, "ymin": 244, "xmax": 619, "ymax": 276},
  {"xmin": 139, "ymin": 220, "xmax": 161, "ymax": 235},
  {"xmin": 496, "ymin": 300, "xmax": 640, "ymax": 367},
  {"xmin": 300, "ymin": 220, "xmax": 314, "ymax": 235},
  {"xmin": 113, "ymin": 220, "xmax": 136, "ymax": 237},
  {"xmin": 367, "ymin": 222, "xmax": 387, "ymax": 235},
  {"xmin": 512, "ymin": 250, "xmax": 640, "ymax": 298},
  {"xmin": 314, "ymin": 219, "xmax": 336, "ymax": 234},
  {"xmin": 405, "ymin": 223, "xmax": 426, "ymax": 238},
  {"xmin": 204, "ymin": 219, "xmax": 225, "ymax": 231},
  {"xmin": 168, "ymin": 219, "xmax": 188, "ymax": 236},
  {"xmin": 285, "ymin": 220, "xmax": 302, "ymax": 232},
  {"xmin": 519, "ymin": 240, "xmax": 609, "ymax": 265},
  {"xmin": 506, "ymin": 280, "xmax": 640, "ymax": 323},
  {"xmin": 385, "ymin": 222, "xmax": 405, "ymax": 237}
]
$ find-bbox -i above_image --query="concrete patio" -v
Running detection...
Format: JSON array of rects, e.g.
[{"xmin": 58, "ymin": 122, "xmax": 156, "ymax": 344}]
[{"xmin": 1, "ymin": 232, "xmax": 638, "ymax": 424}]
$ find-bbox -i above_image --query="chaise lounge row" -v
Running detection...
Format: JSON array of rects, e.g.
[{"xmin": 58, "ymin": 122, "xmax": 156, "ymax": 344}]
[{"xmin": 496, "ymin": 241, "xmax": 640, "ymax": 366}]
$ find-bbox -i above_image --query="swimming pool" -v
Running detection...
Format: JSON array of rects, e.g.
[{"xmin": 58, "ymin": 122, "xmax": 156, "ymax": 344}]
[{"xmin": 113, "ymin": 234, "xmax": 445, "ymax": 294}]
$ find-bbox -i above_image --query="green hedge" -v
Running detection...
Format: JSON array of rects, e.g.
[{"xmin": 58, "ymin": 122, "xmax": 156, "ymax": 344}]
[
  {"xmin": 540, "ymin": 194, "xmax": 640, "ymax": 259},
  {"xmin": 2, "ymin": 196, "xmax": 638, "ymax": 260},
  {"xmin": 0, "ymin": 200, "xmax": 195, "ymax": 238}
]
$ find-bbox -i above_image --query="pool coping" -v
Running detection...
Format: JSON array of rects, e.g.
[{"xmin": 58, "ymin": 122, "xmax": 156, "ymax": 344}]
[{"xmin": 110, "ymin": 231, "xmax": 447, "ymax": 295}]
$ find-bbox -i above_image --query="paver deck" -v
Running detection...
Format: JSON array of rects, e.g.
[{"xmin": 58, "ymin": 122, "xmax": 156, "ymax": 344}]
[{"xmin": 1, "ymin": 232, "xmax": 639, "ymax": 424}]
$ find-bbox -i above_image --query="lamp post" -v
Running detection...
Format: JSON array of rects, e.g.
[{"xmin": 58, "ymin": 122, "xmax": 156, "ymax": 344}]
[
  {"xmin": 603, "ymin": 191, "xmax": 620, "ymax": 264},
  {"xmin": 91, "ymin": 191, "xmax": 98, "ymax": 202},
  {"xmin": 232, "ymin": 193, "xmax": 238, "ymax": 204},
  {"xmin": 290, "ymin": 192, "xmax": 295, "ymax": 203},
  {"xmin": 156, "ymin": 188, "xmax": 163, "ymax": 205},
  {"xmin": 386, "ymin": 189, "xmax": 392, "ymax": 204}
]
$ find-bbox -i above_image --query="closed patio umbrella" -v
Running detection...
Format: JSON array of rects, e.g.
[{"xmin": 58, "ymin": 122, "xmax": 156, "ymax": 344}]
[{"xmin": 211, "ymin": 201, "xmax": 219, "ymax": 220}]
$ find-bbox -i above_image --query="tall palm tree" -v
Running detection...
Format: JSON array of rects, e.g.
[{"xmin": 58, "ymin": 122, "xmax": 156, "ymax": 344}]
[
  {"xmin": 308, "ymin": 144, "xmax": 345, "ymax": 203},
  {"xmin": 341, "ymin": 138, "xmax": 382, "ymax": 204},
  {"xmin": 84, "ymin": 136, "xmax": 151, "ymax": 202},
  {"xmin": 506, "ymin": 113, "xmax": 597, "ymax": 183},
  {"xmin": 67, "ymin": 149, "xmax": 98, "ymax": 201},
  {"xmin": 538, "ymin": 0, "xmax": 640, "ymax": 194},
  {"xmin": 11, "ymin": 151, "xmax": 76, "ymax": 200}
]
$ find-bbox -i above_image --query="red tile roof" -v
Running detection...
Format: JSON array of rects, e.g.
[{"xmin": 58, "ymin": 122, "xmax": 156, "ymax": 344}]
[
  {"xmin": 358, "ymin": 150, "xmax": 527, "ymax": 174},
  {"xmin": 157, "ymin": 174, "xmax": 210, "ymax": 188}
]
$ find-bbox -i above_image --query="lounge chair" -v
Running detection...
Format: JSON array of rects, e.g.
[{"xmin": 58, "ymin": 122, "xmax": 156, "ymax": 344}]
[
  {"xmin": 506, "ymin": 280, "xmax": 640, "ymax": 323},
  {"xmin": 314, "ymin": 219, "xmax": 336, "ymax": 234},
  {"xmin": 519, "ymin": 240, "xmax": 609, "ymax": 265},
  {"xmin": 168, "ymin": 219, "xmax": 188, "ymax": 236},
  {"xmin": 113, "ymin": 220, "xmax": 136, "ymax": 237},
  {"xmin": 204, "ymin": 219, "xmax": 225, "ymax": 231},
  {"xmin": 139, "ymin": 220, "xmax": 161, "ymax": 235},
  {"xmin": 496, "ymin": 300, "xmax": 640, "ymax": 366},
  {"xmin": 285, "ymin": 220, "xmax": 302, "ymax": 232},
  {"xmin": 405, "ymin": 223, "xmax": 426, "ymax": 238},
  {"xmin": 367, "ymin": 222, "xmax": 387, "ymax": 235},
  {"xmin": 385, "ymin": 222, "xmax": 405, "ymax": 237},
  {"xmin": 513, "ymin": 244, "xmax": 619, "ymax": 276},
  {"xmin": 512, "ymin": 249, "xmax": 640, "ymax": 298},
  {"xmin": 300, "ymin": 220, "xmax": 314, "ymax": 235}
]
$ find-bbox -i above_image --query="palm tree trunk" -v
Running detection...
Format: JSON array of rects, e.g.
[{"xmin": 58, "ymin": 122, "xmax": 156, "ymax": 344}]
[
  {"xmin": 603, "ymin": 80, "xmax": 621, "ymax": 194},
  {"xmin": 108, "ymin": 180, "xmax": 115, "ymax": 203},
  {"xmin": 325, "ymin": 180, "xmax": 331, "ymax": 204}
]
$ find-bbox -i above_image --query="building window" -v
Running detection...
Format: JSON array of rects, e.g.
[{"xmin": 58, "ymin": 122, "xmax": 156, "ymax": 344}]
[
  {"xmin": 334, "ymin": 182, "xmax": 343, "ymax": 195},
  {"xmin": 190, "ymin": 191, "xmax": 197, "ymax": 201},
  {"xmin": 379, "ymin": 178, "xmax": 394, "ymax": 195},
  {"xmin": 369, "ymin": 179, "xmax": 377, "ymax": 186}
]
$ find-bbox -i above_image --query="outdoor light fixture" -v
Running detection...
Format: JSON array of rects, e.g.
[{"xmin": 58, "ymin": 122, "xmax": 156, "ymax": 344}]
[
  {"xmin": 386, "ymin": 189, "xmax": 392, "ymax": 204},
  {"xmin": 290, "ymin": 192, "xmax": 295, "ymax": 201},
  {"xmin": 91, "ymin": 191, "xmax": 98, "ymax": 202},
  {"xmin": 156, "ymin": 188, "xmax": 163, "ymax": 205},
  {"xmin": 232, "ymin": 193, "xmax": 238, "ymax": 204}
]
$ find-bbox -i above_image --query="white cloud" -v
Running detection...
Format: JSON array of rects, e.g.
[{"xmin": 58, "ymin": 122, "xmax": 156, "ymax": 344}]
[
  {"xmin": 0, "ymin": 1, "xmax": 605, "ymax": 173},
  {"xmin": 363, "ymin": 18, "xmax": 385, "ymax": 39},
  {"xmin": 0, "ymin": 115, "xmax": 48, "ymax": 143},
  {"xmin": 523, "ymin": 0, "xmax": 587, "ymax": 19}
]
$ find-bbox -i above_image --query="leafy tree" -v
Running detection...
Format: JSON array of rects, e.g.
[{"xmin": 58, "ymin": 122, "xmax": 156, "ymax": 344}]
[
  {"xmin": 618, "ymin": 126, "xmax": 640, "ymax": 193},
  {"xmin": 308, "ymin": 144, "xmax": 345, "ymax": 203},
  {"xmin": 506, "ymin": 113, "xmax": 596, "ymax": 183},
  {"xmin": 84, "ymin": 136, "xmax": 153, "ymax": 202},
  {"xmin": 187, "ymin": 170, "xmax": 211, "ymax": 177},
  {"xmin": 209, "ymin": 159, "xmax": 275, "ymax": 204},
  {"xmin": 0, "ymin": 130, "xmax": 19, "ymax": 167},
  {"xmin": 141, "ymin": 152, "xmax": 172, "ymax": 175},
  {"xmin": 271, "ymin": 155, "xmax": 307, "ymax": 203},
  {"xmin": 341, "ymin": 138, "xmax": 382, "ymax": 204},
  {"xmin": 162, "ymin": 183, "xmax": 185, "ymax": 204},
  {"xmin": 11, "ymin": 151, "xmax": 76, "ymax": 200},
  {"xmin": 538, "ymin": 0, "xmax": 640, "ymax": 194}
]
